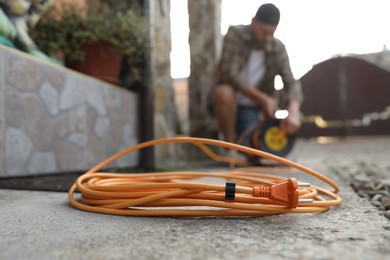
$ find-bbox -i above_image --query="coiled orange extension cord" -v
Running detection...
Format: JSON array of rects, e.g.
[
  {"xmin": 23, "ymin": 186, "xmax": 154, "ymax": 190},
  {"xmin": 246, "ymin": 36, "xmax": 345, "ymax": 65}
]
[{"xmin": 68, "ymin": 137, "xmax": 341, "ymax": 217}]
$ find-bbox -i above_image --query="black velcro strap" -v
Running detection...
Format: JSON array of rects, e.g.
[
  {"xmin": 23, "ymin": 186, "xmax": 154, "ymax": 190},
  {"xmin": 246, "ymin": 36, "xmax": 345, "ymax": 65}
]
[{"xmin": 225, "ymin": 182, "xmax": 236, "ymax": 200}]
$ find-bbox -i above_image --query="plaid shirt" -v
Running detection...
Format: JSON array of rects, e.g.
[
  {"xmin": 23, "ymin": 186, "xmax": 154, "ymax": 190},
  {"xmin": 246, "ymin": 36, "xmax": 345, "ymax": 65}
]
[{"xmin": 214, "ymin": 25, "xmax": 303, "ymax": 104}]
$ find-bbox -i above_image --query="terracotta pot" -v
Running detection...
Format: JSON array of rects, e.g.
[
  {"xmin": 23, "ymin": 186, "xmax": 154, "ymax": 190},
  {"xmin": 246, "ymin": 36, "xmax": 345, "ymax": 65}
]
[{"xmin": 66, "ymin": 41, "xmax": 122, "ymax": 85}]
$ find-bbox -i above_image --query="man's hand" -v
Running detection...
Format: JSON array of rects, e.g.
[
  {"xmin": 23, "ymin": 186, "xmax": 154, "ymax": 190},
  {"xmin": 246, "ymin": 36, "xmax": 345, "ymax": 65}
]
[
  {"xmin": 241, "ymin": 87, "xmax": 277, "ymax": 119},
  {"xmin": 280, "ymin": 100, "xmax": 301, "ymax": 134},
  {"xmin": 259, "ymin": 93, "xmax": 278, "ymax": 119},
  {"xmin": 281, "ymin": 110, "xmax": 301, "ymax": 134}
]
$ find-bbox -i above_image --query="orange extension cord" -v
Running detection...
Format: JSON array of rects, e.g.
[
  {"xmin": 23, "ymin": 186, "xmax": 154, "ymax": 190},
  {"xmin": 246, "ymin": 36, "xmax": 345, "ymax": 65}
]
[{"xmin": 68, "ymin": 137, "xmax": 342, "ymax": 217}]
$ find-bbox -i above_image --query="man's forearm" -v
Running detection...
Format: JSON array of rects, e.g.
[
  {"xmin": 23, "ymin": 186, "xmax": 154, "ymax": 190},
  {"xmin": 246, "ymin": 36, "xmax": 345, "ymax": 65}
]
[
  {"xmin": 287, "ymin": 99, "xmax": 301, "ymax": 114},
  {"xmin": 241, "ymin": 86, "xmax": 267, "ymax": 104}
]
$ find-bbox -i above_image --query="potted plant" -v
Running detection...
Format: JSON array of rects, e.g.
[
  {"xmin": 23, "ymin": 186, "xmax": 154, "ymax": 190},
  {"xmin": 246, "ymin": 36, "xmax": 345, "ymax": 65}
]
[{"xmin": 30, "ymin": 1, "xmax": 147, "ymax": 86}]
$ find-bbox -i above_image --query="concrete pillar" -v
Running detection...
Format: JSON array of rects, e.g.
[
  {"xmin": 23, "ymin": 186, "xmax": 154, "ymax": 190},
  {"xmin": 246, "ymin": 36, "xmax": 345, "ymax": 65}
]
[
  {"xmin": 151, "ymin": 0, "xmax": 176, "ymax": 164},
  {"xmin": 188, "ymin": 0, "xmax": 221, "ymax": 138},
  {"xmin": 107, "ymin": 0, "xmax": 176, "ymax": 167}
]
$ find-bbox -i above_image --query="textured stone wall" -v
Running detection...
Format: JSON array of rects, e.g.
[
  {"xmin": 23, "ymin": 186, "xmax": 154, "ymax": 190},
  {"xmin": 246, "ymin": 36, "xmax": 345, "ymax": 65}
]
[
  {"xmin": 188, "ymin": 0, "xmax": 221, "ymax": 138},
  {"xmin": 0, "ymin": 46, "xmax": 139, "ymax": 177}
]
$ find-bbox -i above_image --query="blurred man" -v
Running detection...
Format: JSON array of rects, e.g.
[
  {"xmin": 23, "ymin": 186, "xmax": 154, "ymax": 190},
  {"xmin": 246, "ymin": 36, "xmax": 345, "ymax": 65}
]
[{"xmin": 209, "ymin": 3, "xmax": 303, "ymax": 149}]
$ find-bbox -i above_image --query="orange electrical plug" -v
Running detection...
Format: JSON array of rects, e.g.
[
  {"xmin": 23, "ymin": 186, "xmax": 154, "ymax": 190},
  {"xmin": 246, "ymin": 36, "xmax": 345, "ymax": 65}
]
[
  {"xmin": 253, "ymin": 178, "xmax": 304, "ymax": 208},
  {"xmin": 270, "ymin": 178, "xmax": 299, "ymax": 208}
]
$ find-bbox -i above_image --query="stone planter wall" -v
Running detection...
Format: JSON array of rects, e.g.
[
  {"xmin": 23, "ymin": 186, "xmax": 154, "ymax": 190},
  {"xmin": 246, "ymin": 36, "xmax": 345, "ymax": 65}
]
[{"xmin": 0, "ymin": 46, "xmax": 139, "ymax": 177}]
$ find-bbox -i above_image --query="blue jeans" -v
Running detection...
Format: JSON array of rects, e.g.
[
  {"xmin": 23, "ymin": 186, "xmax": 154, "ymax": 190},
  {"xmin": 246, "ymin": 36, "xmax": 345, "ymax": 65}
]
[{"xmin": 236, "ymin": 106, "xmax": 261, "ymax": 146}]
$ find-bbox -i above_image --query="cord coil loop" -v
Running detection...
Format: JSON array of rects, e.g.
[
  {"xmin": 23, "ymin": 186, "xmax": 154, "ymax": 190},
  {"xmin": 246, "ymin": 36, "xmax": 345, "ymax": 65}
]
[{"xmin": 68, "ymin": 137, "xmax": 342, "ymax": 217}]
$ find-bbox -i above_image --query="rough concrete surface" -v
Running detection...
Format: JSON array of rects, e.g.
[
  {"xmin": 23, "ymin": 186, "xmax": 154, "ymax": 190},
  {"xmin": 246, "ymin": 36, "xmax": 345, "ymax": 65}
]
[{"xmin": 1, "ymin": 136, "xmax": 390, "ymax": 260}]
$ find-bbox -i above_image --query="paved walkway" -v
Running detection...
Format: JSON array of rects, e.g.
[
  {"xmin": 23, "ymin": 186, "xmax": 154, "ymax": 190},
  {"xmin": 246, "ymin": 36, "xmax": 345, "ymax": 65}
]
[{"xmin": 1, "ymin": 137, "xmax": 390, "ymax": 259}]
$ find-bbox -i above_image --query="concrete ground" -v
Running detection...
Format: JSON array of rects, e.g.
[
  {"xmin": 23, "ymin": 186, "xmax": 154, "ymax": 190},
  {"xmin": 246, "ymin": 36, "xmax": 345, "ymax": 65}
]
[{"xmin": 1, "ymin": 136, "xmax": 390, "ymax": 260}]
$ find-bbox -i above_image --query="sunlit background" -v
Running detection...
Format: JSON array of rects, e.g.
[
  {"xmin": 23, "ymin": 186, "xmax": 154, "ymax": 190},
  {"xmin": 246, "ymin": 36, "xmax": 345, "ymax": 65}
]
[{"xmin": 170, "ymin": 0, "xmax": 390, "ymax": 79}]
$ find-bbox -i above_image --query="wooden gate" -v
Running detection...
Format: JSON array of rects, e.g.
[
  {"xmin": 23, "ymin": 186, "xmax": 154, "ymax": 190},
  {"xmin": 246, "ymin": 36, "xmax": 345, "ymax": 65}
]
[{"xmin": 299, "ymin": 52, "xmax": 390, "ymax": 137}]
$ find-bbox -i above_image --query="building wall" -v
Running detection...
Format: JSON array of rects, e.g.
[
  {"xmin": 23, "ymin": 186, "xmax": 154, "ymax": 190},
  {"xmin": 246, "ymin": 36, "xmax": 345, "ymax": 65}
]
[
  {"xmin": 0, "ymin": 46, "xmax": 139, "ymax": 177},
  {"xmin": 300, "ymin": 56, "xmax": 390, "ymax": 137}
]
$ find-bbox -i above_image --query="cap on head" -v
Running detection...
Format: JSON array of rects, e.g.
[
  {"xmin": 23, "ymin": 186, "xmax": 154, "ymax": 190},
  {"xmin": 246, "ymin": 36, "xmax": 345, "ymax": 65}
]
[{"xmin": 255, "ymin": 3, "xmax": 280, "ymax": 25}]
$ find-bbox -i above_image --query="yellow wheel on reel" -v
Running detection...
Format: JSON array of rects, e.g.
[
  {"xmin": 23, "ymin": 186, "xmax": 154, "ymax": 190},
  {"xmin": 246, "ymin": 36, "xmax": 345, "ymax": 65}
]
[
  {"xmin": 264, "ymin": 126, "xmax": 288, "ymax": 152},
  {"xmin": 252, "ymin": 119, "xmax": 296, "ymax": 157}
]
